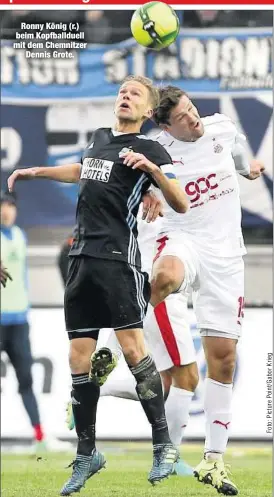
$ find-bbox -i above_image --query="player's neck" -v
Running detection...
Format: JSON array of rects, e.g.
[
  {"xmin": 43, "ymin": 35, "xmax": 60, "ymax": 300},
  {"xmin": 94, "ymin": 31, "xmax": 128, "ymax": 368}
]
[{"xmin": 114, "ymin": 120, "xmax": 141, "ymax": 134}]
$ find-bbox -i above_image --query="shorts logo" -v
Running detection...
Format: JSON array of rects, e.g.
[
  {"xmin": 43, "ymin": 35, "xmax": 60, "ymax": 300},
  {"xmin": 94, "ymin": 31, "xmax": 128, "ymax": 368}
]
[
  {"xmin": 81, "ymin": 158, "xmax": 113, "ymax": 183},
  {"xmin": 185, "ymin": 173, "xmax": 218, "ymax": 203},
  {"xmin": 119, "ymin": 147, "xmax": 133, "ymax": 157}
]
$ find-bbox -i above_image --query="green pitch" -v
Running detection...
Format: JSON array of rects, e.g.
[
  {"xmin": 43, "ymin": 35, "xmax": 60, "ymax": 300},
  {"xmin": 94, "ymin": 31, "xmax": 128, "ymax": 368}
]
[{"xmin": 2, "ymin": 443, "xmax": 272, "ymax": 497}]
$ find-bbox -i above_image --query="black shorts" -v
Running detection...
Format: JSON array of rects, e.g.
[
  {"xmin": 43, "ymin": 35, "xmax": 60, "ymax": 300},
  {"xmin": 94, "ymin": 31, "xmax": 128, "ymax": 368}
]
[{"xmin": 64, "ymin": 256, "xmax": 150, "ymax": 340}]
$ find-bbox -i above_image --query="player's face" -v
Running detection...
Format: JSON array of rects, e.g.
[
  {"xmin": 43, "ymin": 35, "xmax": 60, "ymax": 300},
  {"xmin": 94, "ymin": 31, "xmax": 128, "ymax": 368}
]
[
  {"xmin": 0, "ymin": 201, "xmax": 17, "ymax": 227},
  {"xmin": 114, "ymin": 82, "xmax": 153, "ymax": 124},
  {"xmin": 164, "ymin": 95, "xmax": 204, "ymax": 142}
]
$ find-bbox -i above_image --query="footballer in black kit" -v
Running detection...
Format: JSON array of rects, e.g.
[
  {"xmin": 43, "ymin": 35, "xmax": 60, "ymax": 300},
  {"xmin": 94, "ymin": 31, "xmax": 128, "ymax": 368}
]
[
  {"xmin": 66, "ymin": 127, "xmax": 174, "ymax": 337},
  {"xmin": 8, "ymin": 76, "xmax": 188, "ymax": 494}
]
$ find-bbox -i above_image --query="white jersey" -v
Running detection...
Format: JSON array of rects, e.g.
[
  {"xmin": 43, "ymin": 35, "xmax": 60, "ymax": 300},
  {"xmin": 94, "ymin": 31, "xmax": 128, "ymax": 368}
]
[{"xmin": 152, "ymin": 113, "xmax": 247, "ymax": 258}]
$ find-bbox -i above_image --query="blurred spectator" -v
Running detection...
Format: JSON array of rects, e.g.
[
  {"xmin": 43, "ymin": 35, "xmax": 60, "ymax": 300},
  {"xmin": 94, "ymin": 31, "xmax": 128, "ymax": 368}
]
[
  {"xmin": 183, "ymin": 10, "xmax": 273, "ymax": 28},
  {"xmin": 0, "ymin": 261, "xmax": 12, "ymax": 288},
  {"xmin": 1, "ymin": 9, "xmax": 272, "ymax": 42},
  {"xmin": 104, "ymin": 11, "xmax": 134, "ymax": 44},
  {"xmin": 84, "ymin": 11, "xmax": 111, "ymax": 44},
  {"xmin": 0, "ymin": 191, "xmax": 46, "ymax": 453}
]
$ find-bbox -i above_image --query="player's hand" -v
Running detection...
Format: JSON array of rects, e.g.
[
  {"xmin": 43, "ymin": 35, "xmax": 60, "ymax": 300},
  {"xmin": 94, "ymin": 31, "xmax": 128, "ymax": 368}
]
[
  {"xmin": 122, "ymin": 152, "xmax": 158, "ymax": 174},
  {"xmin": 141, "ymin": 191, "xmax": 164, "ymax": 223},
  {"xmin": 0, "ymin": 263, "xmax": 12, "ymax": 288},
  {"xmin": 245, "ymin": 160, "xmax": 265, "ymax": 180},
  {"xmin": 8, "ymin": 167, "xmax": 39, "ymax": 192}
]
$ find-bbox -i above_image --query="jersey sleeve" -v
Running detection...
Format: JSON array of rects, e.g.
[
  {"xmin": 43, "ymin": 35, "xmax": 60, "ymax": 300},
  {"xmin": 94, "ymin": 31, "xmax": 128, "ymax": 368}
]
[
  {"xmin": 144, "ymin": 141, "xmax": 177, "ymax": 187},
  {"xmin": 218, "ymin": 115, "xmax": 250, "ymax": 176},
  {"xmin": 81, "ymin": 132, "xmax": 95, "ymax": 164}
]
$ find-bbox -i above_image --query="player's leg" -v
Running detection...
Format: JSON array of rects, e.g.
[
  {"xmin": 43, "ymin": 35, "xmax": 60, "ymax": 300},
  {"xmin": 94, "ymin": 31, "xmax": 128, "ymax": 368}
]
[
  {"xmin": 150, "ymin": 254, "xmax": 185, "ymax": 306},
  {"xmin": 193, "ymin": 256, "xmax": 244, "ymax": 496},
  {"xmin": 66, "ymin": 330, "xmax": 137, "ymax": 433},
  {"xmin": 89, "ymin": 328, "xmax": 120, "ymax": 387},
  {"xmin": 163, "ymin": 363, "xmax": 198, "ymax": 447},
  {"xmin": 110, "ymin": 260, "xmax": 179, "ymax": 484},
  {"xmin": 145, "ymin": 293, "xmax": 198, "ymax": 475},
  {"xmin": 115, "ymin": 325, "xmax": 179, "ymax": 484},
  {"xmin": 61, "ymin": 257, "xmax": 106, "ymax": 496},
  {"xmin": 6, "ymin": 322, "xmax": 45, "ymax": 450}
]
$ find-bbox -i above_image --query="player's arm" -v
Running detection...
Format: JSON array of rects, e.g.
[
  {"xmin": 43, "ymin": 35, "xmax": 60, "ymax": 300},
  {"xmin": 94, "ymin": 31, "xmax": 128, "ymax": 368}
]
[
  {"xmin": 232, "ymin": 133, "xmax": 265, "ymax": 181},
  {"xmin": 7, "ymin": 164, "xmax": 81, "ymax": 192},
  {"xmin": 123, "ymin": 152, "xmax": 188, "ymax": 213}
]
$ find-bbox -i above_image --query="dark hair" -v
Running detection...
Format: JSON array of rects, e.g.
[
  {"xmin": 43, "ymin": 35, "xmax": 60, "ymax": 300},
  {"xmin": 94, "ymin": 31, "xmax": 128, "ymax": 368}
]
[{"xmin": 154, "ymin": 86, "xmax": 189, "ymax": 125}]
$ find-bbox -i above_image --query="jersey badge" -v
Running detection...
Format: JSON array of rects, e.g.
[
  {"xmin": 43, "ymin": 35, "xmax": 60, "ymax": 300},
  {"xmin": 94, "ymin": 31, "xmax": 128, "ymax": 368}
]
[
  {"xmin": 119, "ymin": 146, "xmax": 133, "ymax": 157},
  {"xmin": 213, "ymin": 138, "xmax": 223, "ymax": 154}
]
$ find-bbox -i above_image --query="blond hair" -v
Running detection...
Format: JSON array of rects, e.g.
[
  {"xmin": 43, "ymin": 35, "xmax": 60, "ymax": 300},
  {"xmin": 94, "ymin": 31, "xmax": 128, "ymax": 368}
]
[{"xmin": 122, "ymin": 75, "xmax": 160, "ymax": 111}]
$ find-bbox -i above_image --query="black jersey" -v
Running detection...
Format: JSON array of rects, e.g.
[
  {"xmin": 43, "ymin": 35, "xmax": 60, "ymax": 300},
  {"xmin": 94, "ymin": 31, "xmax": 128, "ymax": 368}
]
[{"xmin": 69, "ymin": 128, "xmax": 173, "ymax": 267}]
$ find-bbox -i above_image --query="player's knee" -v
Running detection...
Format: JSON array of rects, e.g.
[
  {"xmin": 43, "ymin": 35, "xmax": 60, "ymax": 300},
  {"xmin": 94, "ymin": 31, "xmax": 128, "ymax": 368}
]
[
  {"xmin": 209, "ymin": 353, "xmax": 236, "ymax": 382},
  {"xmin": 219, "ymin": 355, "xmax": 236, "ymax": 381},
  {"xmin": 150, "ymin": 268, "xmax": 177, "ymax": 302}
]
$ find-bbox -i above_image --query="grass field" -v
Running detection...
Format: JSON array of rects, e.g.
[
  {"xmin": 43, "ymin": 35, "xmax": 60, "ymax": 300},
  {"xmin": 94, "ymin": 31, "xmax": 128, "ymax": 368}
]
[{"xmin": 1, "ymin": 443, "xmax": 272, "ymax": 497}]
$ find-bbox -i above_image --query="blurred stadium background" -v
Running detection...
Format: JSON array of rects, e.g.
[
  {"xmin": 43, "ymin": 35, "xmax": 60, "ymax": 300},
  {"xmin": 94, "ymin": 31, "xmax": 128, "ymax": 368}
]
[{"xmin": 0, "ymin": 6, "xmax": 272, "ymax": 478}]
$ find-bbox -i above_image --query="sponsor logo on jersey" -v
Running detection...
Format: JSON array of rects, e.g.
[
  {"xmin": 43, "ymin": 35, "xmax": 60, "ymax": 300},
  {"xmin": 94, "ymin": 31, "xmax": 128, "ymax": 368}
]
[
  {"xmin": 185, "ymin": 173, "xmax": 218, "ymax": 203},
  {"xmin": 81, "ymin": 158, "xmax": 113, "ymax": 183},
  {"xmin": 213, "ymin": 143, "xmax": 223, "ymax": 153},
  {"xmin": 118, "ymin": 146, "xmax": 133, "ymax": 157}
]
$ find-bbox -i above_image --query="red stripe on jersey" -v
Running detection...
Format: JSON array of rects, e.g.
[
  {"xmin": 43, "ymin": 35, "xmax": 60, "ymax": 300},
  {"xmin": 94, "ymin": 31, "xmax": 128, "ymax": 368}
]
[
  {"xmin": 154, "ymin": 301, "xmax": 181, "ymax": 367},
  {"xmin": 153, "ymin": 235, "xmax": 169, "ymax": 263}
]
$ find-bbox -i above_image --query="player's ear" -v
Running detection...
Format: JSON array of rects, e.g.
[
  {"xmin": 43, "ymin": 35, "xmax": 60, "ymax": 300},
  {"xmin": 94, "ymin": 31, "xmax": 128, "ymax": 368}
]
[
  {"xmin": 159, "ymin": 123, "xmax": 169, "ymax": 132},
  {"xmin": 145, "ymin": 108, "xmax": 153, "ymax": 120}
]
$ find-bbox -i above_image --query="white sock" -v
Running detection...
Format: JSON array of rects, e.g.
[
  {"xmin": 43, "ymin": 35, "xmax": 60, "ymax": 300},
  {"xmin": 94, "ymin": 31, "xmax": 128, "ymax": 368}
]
[
  {"xmin": 204, "ymin": 378, "xmax": 233, "ymax": 459},
  {"xmin": 165, "ymin": 385, "xmax": 194, "ymax": 447}
]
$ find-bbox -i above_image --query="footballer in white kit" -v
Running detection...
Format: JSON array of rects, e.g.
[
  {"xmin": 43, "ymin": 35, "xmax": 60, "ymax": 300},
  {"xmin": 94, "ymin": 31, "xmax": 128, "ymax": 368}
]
[
  {"xmin": 66, "ymin": 86, "xmax": 264, "ymax": 495},
  {"xmin": 145, "ymin": 86, "xmax": 263, "ymax": 496},
  {"xmin": 148, "ymin": 112, "xmax": 247, "ymax": 371}
]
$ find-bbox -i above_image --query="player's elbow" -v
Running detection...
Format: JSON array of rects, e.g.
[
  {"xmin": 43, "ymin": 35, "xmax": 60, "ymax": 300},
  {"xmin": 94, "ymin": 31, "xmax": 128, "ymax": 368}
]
[{"xmin": 172, "ymin": 196, "xmax": 189, "ymax": 213}]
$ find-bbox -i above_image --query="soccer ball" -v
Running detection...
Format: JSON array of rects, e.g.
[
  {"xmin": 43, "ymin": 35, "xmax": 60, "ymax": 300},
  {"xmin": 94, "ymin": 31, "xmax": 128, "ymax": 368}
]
[{"xmin": 130, "ymin": 1, "xmax": 180, "ymax": 51}]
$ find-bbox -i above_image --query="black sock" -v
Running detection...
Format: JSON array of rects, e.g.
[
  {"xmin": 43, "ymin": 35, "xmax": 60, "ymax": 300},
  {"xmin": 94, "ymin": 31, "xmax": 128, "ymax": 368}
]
[
  {"xmin": 130, "ymin": 356, "xmax": 171, "ymax": 446},
  {"xmin": 71, "ymin": 373, "xmax": 100, "ymax": 455}
]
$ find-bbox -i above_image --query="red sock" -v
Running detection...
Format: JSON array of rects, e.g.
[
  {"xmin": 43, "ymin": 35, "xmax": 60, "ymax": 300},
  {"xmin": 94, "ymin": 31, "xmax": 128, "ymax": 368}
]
[{"xmin": 34, "ymin": 424, "xmax": 44, "ymax": 442}]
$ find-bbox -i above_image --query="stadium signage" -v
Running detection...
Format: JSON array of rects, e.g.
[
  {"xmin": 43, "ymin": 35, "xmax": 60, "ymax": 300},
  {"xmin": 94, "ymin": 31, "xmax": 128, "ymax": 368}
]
[
  {"xmin": 104, "ymin": 32, "xmax": 272, "ymax": 90},
  {"xmin": 1, "ymin": 28, "xmax": 272, "ymax": 97}
]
